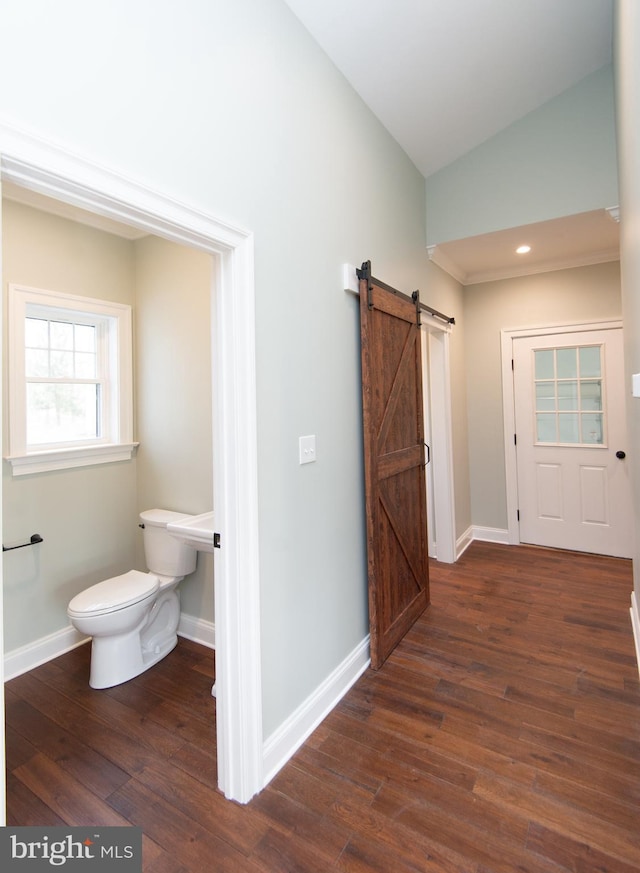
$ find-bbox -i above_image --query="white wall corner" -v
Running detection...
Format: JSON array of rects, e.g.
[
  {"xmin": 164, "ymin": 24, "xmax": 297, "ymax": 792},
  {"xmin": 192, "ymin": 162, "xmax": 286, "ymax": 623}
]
[
  {"xmin": 631, "ymin": 591, "xmax": 640, "ymax": 678},
  {"xmin": 343, "ymin": 263, "xmax": 359, "ymax": 295},
  {"xmin": 262, "ymin": 635, "xmax": 370, "ymax": 788}
]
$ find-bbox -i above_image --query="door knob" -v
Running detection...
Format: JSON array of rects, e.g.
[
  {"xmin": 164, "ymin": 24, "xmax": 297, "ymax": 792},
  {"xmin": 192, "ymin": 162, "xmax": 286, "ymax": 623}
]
[{"xmin": 616, "ymin": 450, "xmax": 626, "ymax": 459}]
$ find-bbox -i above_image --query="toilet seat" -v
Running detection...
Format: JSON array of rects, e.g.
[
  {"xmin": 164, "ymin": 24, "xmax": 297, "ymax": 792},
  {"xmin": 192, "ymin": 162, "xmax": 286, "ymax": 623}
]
[{"xmin": 68, "ymin": 570, "xmax": 159, "ymax": 618}]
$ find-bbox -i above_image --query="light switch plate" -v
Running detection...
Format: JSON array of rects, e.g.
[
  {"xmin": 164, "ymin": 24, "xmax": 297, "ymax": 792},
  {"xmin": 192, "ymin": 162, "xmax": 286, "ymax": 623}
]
[
  {"xmin": 633, "ymin": 373, "xmax": 640, "ymax": 397},
  {"xmin": 299, "ymin": 434, "xmax": 316, "ymax": 464}
]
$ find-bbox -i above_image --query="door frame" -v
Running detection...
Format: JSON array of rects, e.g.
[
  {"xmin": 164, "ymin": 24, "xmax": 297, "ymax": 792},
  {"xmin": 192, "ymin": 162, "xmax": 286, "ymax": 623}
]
[
  {"xmin": 0, "ymin": 122, "xmax": 264, "ymax": 811},
  {"xmin": 345, "ymin": 268, "xmax": 456, "ymax": 564},
  {"xmin": 421, "ymin": 316, "xmax": 456, "ymax": 562},
  {"xmin": 501, "ymin": 319, "xmax": 623, "ymax": 547}
]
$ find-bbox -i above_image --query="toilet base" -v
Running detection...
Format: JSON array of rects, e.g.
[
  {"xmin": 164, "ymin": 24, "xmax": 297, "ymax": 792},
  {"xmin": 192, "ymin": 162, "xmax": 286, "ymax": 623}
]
[{"xmin": 89, "ymin": 631, "xmax": 179, "ymax": 689}]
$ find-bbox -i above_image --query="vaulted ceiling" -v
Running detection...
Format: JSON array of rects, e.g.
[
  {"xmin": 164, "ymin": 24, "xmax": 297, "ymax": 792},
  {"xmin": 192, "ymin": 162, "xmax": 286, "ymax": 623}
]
[
  {"xmin": 3, "ymin": 2, "xmax": 617, "ymax": 283},
  {"xmin": 283, "ymin": 0, "xmax": 616, "ymax": 282},
  {"xmin": 283, "ymin": 0, "xmax": 613, "ymax": 178}
]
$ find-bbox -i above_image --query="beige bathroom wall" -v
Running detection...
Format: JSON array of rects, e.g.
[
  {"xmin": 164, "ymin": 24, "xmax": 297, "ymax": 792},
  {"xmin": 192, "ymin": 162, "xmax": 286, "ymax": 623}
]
[
  {"xmin": 133, "ymin": 235, "xmax": 214, "ymax": 623},
  {"xmin": 2, "ymin": 200, "xmax": 215, "ymax": 654},
  {"xmin": 2, "ymin": 198, "xmax": 139, "ymax": 651}
]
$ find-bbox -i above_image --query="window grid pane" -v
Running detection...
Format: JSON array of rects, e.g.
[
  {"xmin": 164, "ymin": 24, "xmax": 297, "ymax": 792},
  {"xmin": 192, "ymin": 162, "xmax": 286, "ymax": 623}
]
[
  {"xmin": 25, "ymin": 317, "xmax": 97, "ymax": 380},
  {"xmin": 533, "ymin": 345, "xmax": 604, "ymax": 445},
  {"xmin": 25, "ymin": 316, "xmax": 100, "ymax": 447}
]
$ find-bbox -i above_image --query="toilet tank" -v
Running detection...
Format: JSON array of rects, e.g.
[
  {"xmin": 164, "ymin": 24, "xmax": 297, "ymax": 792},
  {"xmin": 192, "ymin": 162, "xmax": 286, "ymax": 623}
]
[{"xmin": 139, "ymin": 509, "xmax": 198, "ymax": 577}]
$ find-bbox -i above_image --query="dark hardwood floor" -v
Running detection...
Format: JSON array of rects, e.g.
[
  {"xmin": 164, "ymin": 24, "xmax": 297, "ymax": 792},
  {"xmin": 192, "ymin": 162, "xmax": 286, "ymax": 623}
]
[{"xmin": 5, "ymin": 542, "xmax": 640, "ymax": 872}]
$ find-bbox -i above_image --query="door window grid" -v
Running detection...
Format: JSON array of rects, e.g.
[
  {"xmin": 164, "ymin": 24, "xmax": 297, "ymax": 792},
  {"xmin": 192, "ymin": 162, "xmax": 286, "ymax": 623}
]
[{"xmin": 534, "ymin": 345, "xmax": 604, "ymax": 445}]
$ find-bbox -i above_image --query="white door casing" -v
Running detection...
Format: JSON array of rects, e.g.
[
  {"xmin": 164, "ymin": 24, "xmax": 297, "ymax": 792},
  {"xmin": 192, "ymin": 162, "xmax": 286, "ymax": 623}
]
[
  {"xmin": 421, "ymin": 319, "xmax": 456, "ymax": 563},
  {"xmin": 0, "ymin": 121, "xmax": 264, "ymax": 813},
  {"xmin": 503, "ymin": 322, "xmax": 633, "ymax": 559}
]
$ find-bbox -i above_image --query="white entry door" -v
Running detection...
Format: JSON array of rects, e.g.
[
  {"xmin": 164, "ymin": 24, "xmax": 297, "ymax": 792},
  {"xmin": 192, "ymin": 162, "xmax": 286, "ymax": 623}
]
[{"xmin": 513, "ymin": 327, "xmax": 633, "ymax": 558}]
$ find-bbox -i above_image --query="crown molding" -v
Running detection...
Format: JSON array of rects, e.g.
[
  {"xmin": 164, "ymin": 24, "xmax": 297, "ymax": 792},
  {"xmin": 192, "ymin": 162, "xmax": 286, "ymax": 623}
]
[
  {"xmin": 427, "ymin": 244, "xmax": 467, "ymax": 284},
  {"xmin": 463, "ymin": 247, "xmax": 620, "ymax": 285},
  {"xmin": 427, "ymin": 243, "xmax": 619, "ymax": 286}
]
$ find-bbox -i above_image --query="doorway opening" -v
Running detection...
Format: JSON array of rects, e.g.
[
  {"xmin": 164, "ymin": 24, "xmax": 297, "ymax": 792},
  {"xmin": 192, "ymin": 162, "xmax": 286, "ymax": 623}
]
[{"xmin": 0, "ymin": 124, "xmax": 264, "ymax": 815}]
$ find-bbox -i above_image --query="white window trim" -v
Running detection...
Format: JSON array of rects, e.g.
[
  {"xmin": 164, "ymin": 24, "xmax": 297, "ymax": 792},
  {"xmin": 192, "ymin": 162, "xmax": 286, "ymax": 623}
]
[{"xmin": 6, "ymin": 283, "xmax": 136, "ymax": 476}]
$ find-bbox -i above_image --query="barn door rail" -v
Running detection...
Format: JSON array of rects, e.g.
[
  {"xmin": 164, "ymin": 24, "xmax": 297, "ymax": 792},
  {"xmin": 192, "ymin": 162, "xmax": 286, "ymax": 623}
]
[{"xmin": 356, "ymin": 260, "xmax": 455, "ymax": 325}]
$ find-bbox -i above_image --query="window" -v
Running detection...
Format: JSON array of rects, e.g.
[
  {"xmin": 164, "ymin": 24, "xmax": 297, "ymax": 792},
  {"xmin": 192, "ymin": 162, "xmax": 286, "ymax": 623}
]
[
  {"xmin": 533, "ymin": 344, "xmax": 605, "ymax": 446},
  {"xmin": 6, "ymin": 284, "xmax": 135, "ymax": 475}
]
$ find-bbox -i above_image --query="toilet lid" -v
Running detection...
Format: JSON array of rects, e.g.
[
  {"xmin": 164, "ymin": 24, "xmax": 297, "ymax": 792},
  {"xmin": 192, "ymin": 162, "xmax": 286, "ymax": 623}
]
[{"xmin": 67, "ymin": 570, "xmax": 159, "ymax": 617}]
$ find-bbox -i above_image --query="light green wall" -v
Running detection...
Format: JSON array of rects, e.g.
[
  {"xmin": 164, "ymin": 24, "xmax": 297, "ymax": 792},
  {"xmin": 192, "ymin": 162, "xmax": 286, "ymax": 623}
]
[
  {"xmin": 464, "ymin": 261, "xmax": 622, "ymax": 532},
  {"xmin": 1, "ymin": 199, "xmax": 138, "ymax": 651},
  {"xmin": 0, "ymin": 0, "xmax": 469, "ymax": 738},
  {"xmin": 133, "ymin": 235, "xmax": 214, "ymax": 622},
  {"xmin": 426, "ymin": 65, "xmax": 619, "ymax": 245}
]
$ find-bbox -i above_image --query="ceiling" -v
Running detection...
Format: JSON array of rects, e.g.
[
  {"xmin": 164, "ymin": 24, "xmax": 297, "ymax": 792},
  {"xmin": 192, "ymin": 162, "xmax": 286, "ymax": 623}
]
[
  {"xmin": 283, "ymin": 0, "xmax": 613, "ymax": 179},
  {"xmin": 283, "ymin": 0, "xmax": 617, "ymax": 283},
  {"xmin": 430, "ymin": 208, "xmax": 619, "ymax": 285},
  {"xmin": 2, "ymin": 2, "xmax": 617, "ymax": 283}
]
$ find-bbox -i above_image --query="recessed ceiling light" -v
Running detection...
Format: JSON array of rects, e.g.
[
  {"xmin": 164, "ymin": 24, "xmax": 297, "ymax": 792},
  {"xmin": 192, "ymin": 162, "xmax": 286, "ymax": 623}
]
[{"xmin": 516, "ymin": 244, "xmax": 531, "ymax": 254}]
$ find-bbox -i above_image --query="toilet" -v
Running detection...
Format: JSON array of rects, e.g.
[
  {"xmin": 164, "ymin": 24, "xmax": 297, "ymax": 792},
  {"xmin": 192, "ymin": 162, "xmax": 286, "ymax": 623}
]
[{"xmin": 67, "ymin": 509, "xmax": 198, "ymax": 689}]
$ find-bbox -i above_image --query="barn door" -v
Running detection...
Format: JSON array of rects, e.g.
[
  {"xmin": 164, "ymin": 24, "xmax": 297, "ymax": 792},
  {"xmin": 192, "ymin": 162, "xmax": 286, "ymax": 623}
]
[{"xmin": 358, "ymin": 261, "xmax": 430, "ymax": 669}]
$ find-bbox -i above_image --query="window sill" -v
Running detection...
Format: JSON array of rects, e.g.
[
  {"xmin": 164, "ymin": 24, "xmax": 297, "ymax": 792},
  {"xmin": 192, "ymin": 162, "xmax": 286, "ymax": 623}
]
[{"xmin": 5, "ymin": 442, "xmax": 139, "ymax": 477}]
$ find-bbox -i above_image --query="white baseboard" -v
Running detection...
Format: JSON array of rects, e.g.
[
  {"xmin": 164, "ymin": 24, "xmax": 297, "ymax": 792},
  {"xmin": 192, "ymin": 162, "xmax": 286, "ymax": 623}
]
[
  {"xmin": 453, "ymin": 526, "xmax": 511, "ymax": 561},
  {"xmin": 262, "ymin": 635, "xmax": 370, "ymax": 788},
  {"xmin": 178, "ymin": 614, "xmax": 215, "ymax": 650},
  {"xmin": 4, "ymin": 625, "xmax": 88, "ymax": 681},
  {"xmin": 456, "ymin": 526, "xmax": 474, "ymax": 558},
  {"xmin": 631, "ymin": 591, "xmax": 640, "ymax": 679},
  {"xmin": 471, "ymin": 526, "xmax": 511, "ymax": 546},
  {"xmin": 4, "ymin": 612, "xmax": 214, "ymax": 681}
]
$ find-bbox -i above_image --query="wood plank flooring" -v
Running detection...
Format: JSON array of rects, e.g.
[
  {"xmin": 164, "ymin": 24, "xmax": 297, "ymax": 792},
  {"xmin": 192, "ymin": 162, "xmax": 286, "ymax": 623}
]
[{"xmin": 5, "ymin": 542, "xmax": 640, "ymax": 872}]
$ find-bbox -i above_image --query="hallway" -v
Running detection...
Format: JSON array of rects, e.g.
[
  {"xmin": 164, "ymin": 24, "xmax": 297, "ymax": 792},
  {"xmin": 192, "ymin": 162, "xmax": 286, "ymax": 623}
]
[{"xmin": 6, "ymin": 542, "xmax": 639, "ymax": 871}]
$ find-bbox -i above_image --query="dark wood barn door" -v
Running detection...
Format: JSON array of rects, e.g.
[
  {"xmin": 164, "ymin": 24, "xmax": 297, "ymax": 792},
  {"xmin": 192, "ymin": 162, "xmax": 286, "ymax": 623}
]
[{"xmin": 358, "ymin": 262, "xmax": 430, "ymax": 669}]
